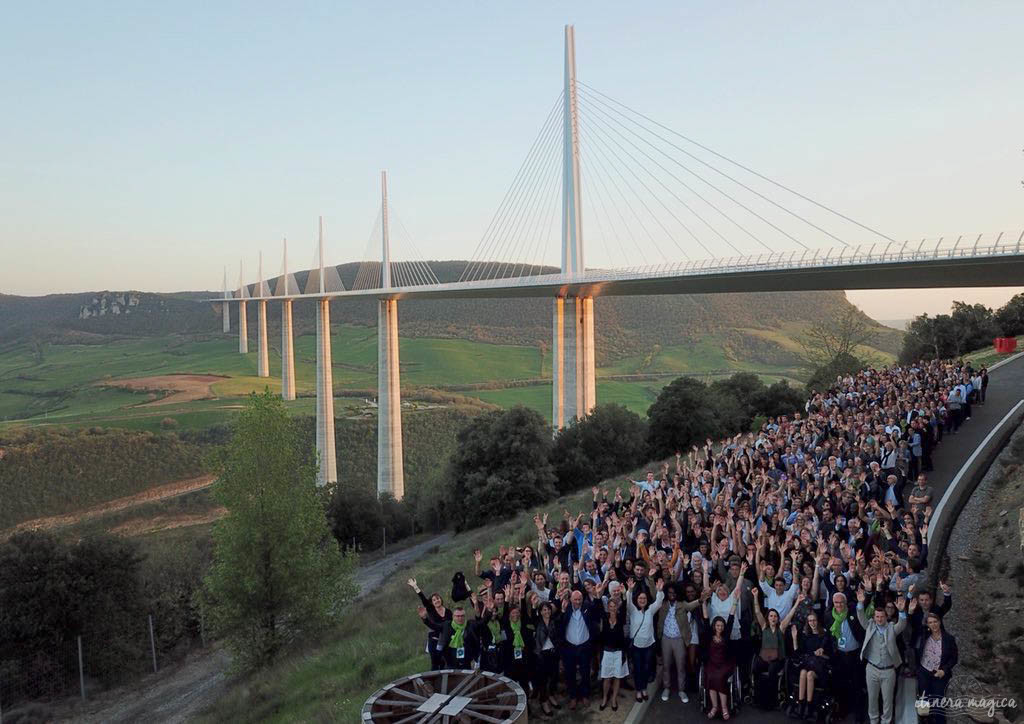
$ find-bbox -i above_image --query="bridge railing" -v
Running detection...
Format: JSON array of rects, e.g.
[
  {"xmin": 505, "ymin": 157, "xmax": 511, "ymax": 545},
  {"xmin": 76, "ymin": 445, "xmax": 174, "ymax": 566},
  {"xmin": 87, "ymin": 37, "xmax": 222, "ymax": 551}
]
[{"xmin": 531, "ymin": 229, "xmax": 1024, "ymax": 286}]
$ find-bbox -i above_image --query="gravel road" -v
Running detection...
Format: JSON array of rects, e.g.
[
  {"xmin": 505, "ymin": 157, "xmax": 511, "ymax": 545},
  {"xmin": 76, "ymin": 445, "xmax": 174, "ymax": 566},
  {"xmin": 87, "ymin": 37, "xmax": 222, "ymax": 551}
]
[{"xmin": 70, "ymin": 532, "xmax": 452, "ymax": 723}]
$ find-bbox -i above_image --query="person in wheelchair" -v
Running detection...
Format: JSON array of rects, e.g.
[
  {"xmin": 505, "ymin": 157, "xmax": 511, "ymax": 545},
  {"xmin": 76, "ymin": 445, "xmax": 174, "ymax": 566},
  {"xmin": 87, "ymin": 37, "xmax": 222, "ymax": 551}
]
[
  {"xmin": 789, "ymin": 611, "xmax": 835, "ymax": 720},
  {"xmin": 751, "ymin": 587, "xmax": 801, "ymax": 708},
  {"xmin": 700, "ymin": 570, "xmax": 744, "ymax": 719}
]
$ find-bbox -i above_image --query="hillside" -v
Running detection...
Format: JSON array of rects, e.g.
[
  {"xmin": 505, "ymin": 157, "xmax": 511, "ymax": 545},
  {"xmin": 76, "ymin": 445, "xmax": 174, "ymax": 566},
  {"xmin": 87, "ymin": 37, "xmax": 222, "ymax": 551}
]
[{"xmin": 0, "ymin": 261, "xmax": 903, "ymax": 364}]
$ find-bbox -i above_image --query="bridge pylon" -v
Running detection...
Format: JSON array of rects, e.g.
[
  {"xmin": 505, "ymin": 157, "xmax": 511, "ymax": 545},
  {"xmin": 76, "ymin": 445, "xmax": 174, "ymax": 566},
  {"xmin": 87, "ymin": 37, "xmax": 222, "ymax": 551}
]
[
  {"xmin": 377, "ymin": 170, "xmax": 405, "ymax": 500},
  {"xmin": 552, "ymin": 24, "xmax": 596, "ymax": 428}
]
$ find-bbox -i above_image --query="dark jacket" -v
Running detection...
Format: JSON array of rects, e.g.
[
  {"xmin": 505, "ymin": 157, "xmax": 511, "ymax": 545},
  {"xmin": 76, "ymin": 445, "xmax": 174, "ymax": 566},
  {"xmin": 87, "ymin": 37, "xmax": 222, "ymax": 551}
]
[
  {"xmin": 439, "ymin": 618, "xmax": 481, "ymax": 664},
  {"xmin": 915, "ymin": 630, "xmax": 958, "ymax": 677},
  {"xmin": 553, "ymin": 599, "xmax": 602, "ymax": 646}
]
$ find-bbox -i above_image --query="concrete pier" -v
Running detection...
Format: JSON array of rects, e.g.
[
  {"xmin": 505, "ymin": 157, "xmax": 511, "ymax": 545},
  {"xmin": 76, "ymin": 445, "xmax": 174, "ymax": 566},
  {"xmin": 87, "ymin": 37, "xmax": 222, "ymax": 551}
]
[
  {"xmin": 580, "ymin": 296, "xmax": 596, "ymax": 415},
  {"xmin": 377, "ymin": 299, "xmax": 404, "ymax": 499},
  {"xmin": 238, "ymin": 300, "xmax": 248, "ymax": 354},
  {"xmin": 315, "ymin": 299, "xmax": 337, "ymax": 487},
  {"xmin": 257, "ymin": 300, "xmax": 269, "ymax": 377},
  {"xmin": 281, "ymin": 299, "xmax": 295, "ymax": 401},
  {"xmin": 551, "ymin": 295, "xmax": 595, "ymax": 427}
]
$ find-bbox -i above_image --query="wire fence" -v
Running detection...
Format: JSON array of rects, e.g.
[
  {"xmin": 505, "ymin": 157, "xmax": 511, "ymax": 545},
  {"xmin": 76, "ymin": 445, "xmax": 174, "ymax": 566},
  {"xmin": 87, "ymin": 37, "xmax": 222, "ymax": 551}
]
[{"xmin": 0, "ymin": 613, "xmax": 203, "ymax": 722}]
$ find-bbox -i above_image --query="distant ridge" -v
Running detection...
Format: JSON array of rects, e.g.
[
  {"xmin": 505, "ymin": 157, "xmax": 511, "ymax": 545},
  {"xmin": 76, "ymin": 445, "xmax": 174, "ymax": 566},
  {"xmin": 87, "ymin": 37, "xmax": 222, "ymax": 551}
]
[{"xmin": 0, "ymin": 261, "xmax": 902, "ymax": 363}]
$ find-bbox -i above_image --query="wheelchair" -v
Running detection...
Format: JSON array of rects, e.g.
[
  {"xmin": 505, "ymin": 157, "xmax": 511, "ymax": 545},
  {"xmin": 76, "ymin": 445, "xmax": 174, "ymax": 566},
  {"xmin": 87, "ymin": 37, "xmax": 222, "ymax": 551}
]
[
  {"xmin": 751, "ymin": 655, "xmax": 787, "ymax": 711},
  {"xmin": 698, "ymin": 662, "xmax": 743, "ymax": 716},
  {"xmin": 783, "ymin": 657, "xmax": 836, "ymax": 723}
]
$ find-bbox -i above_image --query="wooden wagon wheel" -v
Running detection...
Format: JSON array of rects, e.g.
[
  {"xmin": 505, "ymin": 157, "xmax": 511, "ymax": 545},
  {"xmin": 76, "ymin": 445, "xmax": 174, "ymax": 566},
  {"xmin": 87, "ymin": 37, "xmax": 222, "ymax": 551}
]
[{"xmin": 362, "ymin": 668, "xmax": 528, "ymax": 723}]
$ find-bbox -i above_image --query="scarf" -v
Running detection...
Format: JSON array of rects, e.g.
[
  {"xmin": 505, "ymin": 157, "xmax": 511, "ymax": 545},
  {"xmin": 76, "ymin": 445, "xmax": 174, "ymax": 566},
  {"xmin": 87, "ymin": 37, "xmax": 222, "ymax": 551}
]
[
  {"xmin": 830, "ymin": 607, "xmax": 847, "ymax": 642},
  {"xmin": 510, "ymin": 620, "xmax": 525, "ymax": 648},
  {"xmin": 487, "ymin": 619, "xmax": 503, "ymax": 643},
  {"xmin": 450, "ymin": 621, "xmax": 466, "ymax": 649}
]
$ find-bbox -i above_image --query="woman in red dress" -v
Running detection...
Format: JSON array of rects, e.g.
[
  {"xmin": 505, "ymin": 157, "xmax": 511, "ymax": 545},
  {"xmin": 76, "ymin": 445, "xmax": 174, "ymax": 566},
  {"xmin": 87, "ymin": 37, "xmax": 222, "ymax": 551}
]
[{"xmin": 700, "ymin": 575, "xmax": 742, "ymax": 719}]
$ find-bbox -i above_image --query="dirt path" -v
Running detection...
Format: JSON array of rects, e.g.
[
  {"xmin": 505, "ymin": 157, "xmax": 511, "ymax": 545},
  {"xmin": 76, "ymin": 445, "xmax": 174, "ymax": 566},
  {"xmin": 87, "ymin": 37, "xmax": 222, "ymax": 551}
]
[
  {"xmin": 354, "ymin": 532, "xmax": 453, "ymax": 600},
  {"xmin": 2, "ymin": 474, "xmax": 216, "ymax": 538},
  {"xmin": 97, "ymin": 374, "xmax": 227, "ymax": 406},
  {"xmin": 72, "ymin": 531, "xmax": 453, "ymax": 723}
]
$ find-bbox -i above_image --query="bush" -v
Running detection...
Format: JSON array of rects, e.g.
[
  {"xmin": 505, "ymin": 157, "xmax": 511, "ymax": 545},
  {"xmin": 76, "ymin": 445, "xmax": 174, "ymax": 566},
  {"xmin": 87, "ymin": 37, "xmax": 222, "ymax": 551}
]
[
  {"xmin": 551, "ymin": 404, "xmax": 647, "ymax": 494},
  {"xmin": 806, "ymin": 352, "xmax": 864, "ymax": 393},
  {"xmin": 0, "ymin": 531, "xmax": 148, "ymax": 702},
  {"xmin": 444, "ymin": 406, "xmax": 557, "ymax": 531},
  {"xmin": 160, "ymin": 417, "xmax": 178, "ymax": 429}
]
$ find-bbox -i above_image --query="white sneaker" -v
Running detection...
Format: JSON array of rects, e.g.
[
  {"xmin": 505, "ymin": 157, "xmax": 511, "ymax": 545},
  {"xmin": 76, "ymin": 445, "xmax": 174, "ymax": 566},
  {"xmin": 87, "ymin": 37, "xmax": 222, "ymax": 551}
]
[
  {"xmin": 679, "ymin": 691, "xmax": 689, "ymax": 703},
  {"xmin": 661, "ymin": 689, "xmax": 669, "ymax": 702}
]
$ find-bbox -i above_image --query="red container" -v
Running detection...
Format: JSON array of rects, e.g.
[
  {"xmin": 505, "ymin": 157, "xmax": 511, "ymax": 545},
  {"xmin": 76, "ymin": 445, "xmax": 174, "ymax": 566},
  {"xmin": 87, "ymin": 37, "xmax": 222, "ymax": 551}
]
[
  {"xmin": 1007, "ymin": 337, "xmax": 1018, "ymax": 354},
  {"xmin": 994, "ymin": 337, "xmax": 1005, "ymax": 353}
]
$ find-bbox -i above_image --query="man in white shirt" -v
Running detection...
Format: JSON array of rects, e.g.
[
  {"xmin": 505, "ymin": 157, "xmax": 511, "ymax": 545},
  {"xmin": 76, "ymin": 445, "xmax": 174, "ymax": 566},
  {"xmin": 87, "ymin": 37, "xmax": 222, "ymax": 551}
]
[{"xmin": 759, "ymin": 574, "xmax": 800, "ymax": 621}]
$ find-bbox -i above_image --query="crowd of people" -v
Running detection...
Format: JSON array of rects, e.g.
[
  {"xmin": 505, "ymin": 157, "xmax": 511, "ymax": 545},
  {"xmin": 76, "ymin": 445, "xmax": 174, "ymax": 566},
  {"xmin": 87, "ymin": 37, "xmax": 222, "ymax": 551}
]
[{"xmin": 408, "ymin": 358, "xmax": 987, "ymax": 722}]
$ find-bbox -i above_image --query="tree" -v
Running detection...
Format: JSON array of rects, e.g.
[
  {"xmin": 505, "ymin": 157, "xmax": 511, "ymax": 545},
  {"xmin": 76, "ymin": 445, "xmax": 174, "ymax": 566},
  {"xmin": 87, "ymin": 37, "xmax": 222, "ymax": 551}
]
[
  {"xmin": 899, "ymin": 314, "xmax": 956, "ymax": 362},
  {"xmin": 0, "ymin": 531, "xmax": 148, "ymax": 698},
  {"xmin": 798, "ymin": 307, "xmax": 877, "ymax": 371},
  {"xmin": 646, "ymin": 378, "xmax": 723, "ymax": 459},
  {"xmin": 709, "ymin": 372, "xmax": 765, "ymax": 430},
  {"xmin": 949, "ymin": 301, "xmax": 996, "ymax": 355},
  {"xmin": 551, "ymin": 404, "xmax": 647, "ymax": 494},
  {"xmin": 203, "ymin": 392, "xmax": 356, "ymax": 669},
  {"xmin": 753, "ymin": 379, "xmax": 806, "ymax": 418},
  {"xmin": 444, "ymin": 406, "xmax": 557, "ymax": 531},
  {"xmin": 995, "ymin": 293, "xmax": 1024, "ymax": 337},
  {"xmin": 805, "ymin": 352, "xmax": 865, "ymax": 393}
]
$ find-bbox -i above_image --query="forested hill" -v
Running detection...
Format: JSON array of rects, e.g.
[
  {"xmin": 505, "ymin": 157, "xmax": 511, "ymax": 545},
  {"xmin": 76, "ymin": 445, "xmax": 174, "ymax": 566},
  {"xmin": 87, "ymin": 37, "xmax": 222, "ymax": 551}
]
[{"xmin": 0, "ymin": 261, "xmax": 902, "ymax": 362}]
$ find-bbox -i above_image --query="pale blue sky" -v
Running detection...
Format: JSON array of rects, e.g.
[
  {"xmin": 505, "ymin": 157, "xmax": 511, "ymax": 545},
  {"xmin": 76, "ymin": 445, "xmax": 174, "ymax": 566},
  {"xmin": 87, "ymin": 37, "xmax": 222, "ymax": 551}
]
[{"xmin": 2, "ymin": 2, "xmax": 1022, "ymax": 316}]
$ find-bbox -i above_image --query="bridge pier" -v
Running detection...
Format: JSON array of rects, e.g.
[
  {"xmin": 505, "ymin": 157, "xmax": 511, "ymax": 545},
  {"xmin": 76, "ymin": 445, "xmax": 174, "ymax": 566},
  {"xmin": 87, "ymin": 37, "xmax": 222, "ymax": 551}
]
[
  {"xmin": 238, "ymin": 300, "xmax": 248, "ymax": 354},
  {"xmin": 315, "ymin": 298, "xmax": 337, "ymax": 487},
  {"xmin": 377, "ymin": 299, "xmax": 404, "ymax": 500},
  {"xmin": 257, "ymin": 300, "xmax": 269, "ymax": 377},
  {"xmin": 580, "ymin": 296, "xmax": 595, "ymax": 414},
  {"xmin": 222, "ymin": 302, "xmax": 230, "ymax": 333},
  {"xmin": 281, "ymin": 299, "xmax": 296, "ymax": 400},
  {"xmin": 552, "ymin": 295, "xmax": 595, "ymax": 428}
]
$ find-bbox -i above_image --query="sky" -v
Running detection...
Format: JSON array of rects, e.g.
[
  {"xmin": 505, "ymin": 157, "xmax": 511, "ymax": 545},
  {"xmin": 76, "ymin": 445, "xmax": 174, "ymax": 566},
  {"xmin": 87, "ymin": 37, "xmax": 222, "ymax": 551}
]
[{"xmin": 1, "ymin": 2, "xmax": 1021, "ymax": 318}]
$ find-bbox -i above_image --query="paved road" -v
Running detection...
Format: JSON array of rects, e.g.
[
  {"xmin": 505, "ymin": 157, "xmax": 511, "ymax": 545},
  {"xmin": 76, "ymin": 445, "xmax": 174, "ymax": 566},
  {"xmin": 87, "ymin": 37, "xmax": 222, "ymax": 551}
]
[{"xmin": 642, "ymin": 354, "xmax": 1024, "ymax": 724}]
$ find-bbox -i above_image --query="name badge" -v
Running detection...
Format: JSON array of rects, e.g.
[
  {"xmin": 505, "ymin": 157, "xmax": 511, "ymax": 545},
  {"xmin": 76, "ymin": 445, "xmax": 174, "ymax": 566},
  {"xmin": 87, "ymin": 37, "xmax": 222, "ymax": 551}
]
[
  {"xmin": 514, "ymin": 647, "xmax": 524, "ymax": 660},
  {"xmin": 456, "ymin": 647, "xmax": 465, "ymax": 659},
  {"xmin": 436, "ymin": 641, "xmax": 444, "ymax": 652},
  {"xmin": 839, "ymin": 637, "xmax": 847, "ymax": 648}
]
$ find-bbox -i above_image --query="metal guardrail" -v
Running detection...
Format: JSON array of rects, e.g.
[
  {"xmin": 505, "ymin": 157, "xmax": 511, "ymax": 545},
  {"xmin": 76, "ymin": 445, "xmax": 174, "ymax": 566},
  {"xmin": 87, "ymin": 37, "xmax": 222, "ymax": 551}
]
[{"xmin": 224, "ymin": 230, "xmax": 1024, "ymax": 299}]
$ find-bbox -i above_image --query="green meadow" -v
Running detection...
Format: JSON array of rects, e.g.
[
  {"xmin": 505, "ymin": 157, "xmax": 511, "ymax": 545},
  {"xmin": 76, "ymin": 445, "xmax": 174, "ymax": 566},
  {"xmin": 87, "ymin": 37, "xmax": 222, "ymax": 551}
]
[{"xmin": 0, "ymin": 323, "xmax": 848, "ymax": 432}]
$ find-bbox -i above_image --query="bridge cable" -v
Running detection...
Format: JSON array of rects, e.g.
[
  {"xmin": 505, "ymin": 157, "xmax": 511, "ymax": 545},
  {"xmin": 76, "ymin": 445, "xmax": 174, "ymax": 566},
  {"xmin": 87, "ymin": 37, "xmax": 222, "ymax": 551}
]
[
  {"xmin": 577, "ymin": 88, "xmax": 813, "ymax": 252},
  {"xmin": 577, "ymin": 94, "xmax": 763, "ymax": 255},
  {"xmin": 460, "ymin": 91, "xmax": 564, "ymax": 282},
  {"xmin": 577, "ymin": 84, "xmax": 852, "ymax": 248},
  {"xmin": 578, "ymin": 80, "xmax": 896, "ymax": 245},
  {"xmin": 579, "ymin": 102, "xmax": 731, "ymax": 258},
  {"xmin": 468, "ymin": 95, "xmax": 561, "ymax": 283}
]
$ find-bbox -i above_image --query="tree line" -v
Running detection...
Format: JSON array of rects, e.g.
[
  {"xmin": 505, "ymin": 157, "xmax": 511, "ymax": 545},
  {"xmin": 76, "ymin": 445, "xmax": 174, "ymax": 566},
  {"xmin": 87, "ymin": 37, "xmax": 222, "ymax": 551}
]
[
  {"xmin": 442, "ymin": 373, "xmax": 806, "ymax": 531},
  {"xmin": 899, "ymin": 293, "xmax": 1024, "ymax": 362}
]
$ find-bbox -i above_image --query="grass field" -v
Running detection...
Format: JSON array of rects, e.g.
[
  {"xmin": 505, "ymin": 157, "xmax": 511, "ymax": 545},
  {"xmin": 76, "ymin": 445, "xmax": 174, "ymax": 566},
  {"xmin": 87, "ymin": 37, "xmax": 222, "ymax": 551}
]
[{"xmin": 0, "ymin": 324, "xmax": 822, "ymax": 431}]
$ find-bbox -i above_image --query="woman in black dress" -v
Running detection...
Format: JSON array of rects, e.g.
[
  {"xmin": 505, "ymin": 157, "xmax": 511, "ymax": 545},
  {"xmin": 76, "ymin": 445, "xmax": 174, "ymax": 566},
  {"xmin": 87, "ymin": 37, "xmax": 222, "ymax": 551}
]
[{"xmin": 789, "ymin": 611, "xmax": 835, "ymax": 719}]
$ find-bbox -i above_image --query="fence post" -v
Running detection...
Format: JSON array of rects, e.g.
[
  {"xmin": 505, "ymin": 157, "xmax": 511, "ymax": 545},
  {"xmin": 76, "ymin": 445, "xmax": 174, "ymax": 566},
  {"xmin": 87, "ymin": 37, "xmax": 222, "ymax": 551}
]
[
  {"xmin": 383, "ymin": 527, "xmax": 387, "ymax": 557},
  {"xmin": 77, "ymin": 635, "xmax": 85, "ymax": 700},
  {"xmin": 199, "ymin": 609, "xmax": 207, "ymax": 648},
  {"xmin": 148, "ymin": 615, "xmax": 158, "ymax": 673}
]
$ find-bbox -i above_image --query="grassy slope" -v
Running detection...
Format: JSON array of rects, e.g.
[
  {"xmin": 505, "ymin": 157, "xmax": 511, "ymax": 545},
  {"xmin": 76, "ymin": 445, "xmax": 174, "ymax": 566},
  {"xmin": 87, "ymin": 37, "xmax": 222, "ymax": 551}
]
[
  {"xmin": 0, "ymin": 324, "xmax": 825, "ymax": 430},
  {"xmin": 199, "ymin": 473, "xmax": 646, "ymax": 724}
]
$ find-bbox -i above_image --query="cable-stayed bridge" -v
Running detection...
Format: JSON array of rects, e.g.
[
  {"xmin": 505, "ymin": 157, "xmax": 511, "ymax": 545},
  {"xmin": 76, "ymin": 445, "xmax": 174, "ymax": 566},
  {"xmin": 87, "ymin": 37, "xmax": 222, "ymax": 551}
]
[{"xmin": 213, "ymin": 26, "xmax": 1024, "ymax": 498}]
